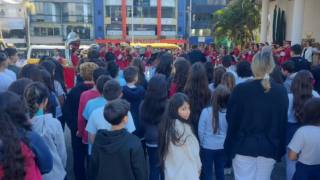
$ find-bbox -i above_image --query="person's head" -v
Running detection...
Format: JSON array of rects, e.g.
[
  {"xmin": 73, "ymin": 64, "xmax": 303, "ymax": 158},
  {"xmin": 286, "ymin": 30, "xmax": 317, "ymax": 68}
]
[
  {"xmin": 233, "ymin": 43, "xmax": 238, "ymax": 49},
  {"xmin": 96, "ymin": 75, "xmax": 113, "ymax": 95},
  {"xmin": 178, "ymin": 53, "xmax": 190, "ymax": 62},
  {"xmin": 221, "ymin": 46, "xmax": 226, "ymax": 52},
  {"xmin": 269, "ymin": 65, "xmax": 284, "ymax": 85},
  {"xmin": 156, "ymin": 53, "xmax": 174, "ymax": 79},
  {"xmin": 302, "ymin": 98, "xmax": 320, "ymax": 126},
  {"xmin": 115, "ymin": 43, "xmax": 121, "ymax": 51},
  {"xmin": 261, "ymin": 46, "xmax": 272, "ymax": 53},
  {"xmin": 103, "ymin": 99, "xmax": 130, "ymax": 126},
  {"xmin": 0, "ymin": 92, "xmax": 32, "ymax": 131},
  {"xmin": 0, "ymin": 50, "xmax": 9, "ymax": 69},
  {"xmin": 284, "ymin": 41, "xmax": 291, "ymax": 48},
  {"xmin": 72, "ymin": 49, "xmax": 78, "ymax": 55},
  {"xmin": 221, "ymin": 55, "xmax": 232, "ymax": 68},
  {"xmin": 89, "ymin": 59, "xmax": 106, "ymax": 68},
  {"xmin": 290, "ymin": 44, "xmax": 302, "ymax": 56},
  {"xmin": 40, "ymin": 70, "xmax": 54, "ymax": 93},
  {"xmin": 291, "ymin": 70, "xmax": 314, "ymax": 123},
  {"xmin": 123, "ymin": 66, "xmax": 138, "ymax": 84},
  {"xmin": 254, "ymin": 44, "xmax": 259, "ymax": 51},
  {"xmin": 24, "ymin": 82, "xmax": 49, "ymax": 119},
  {"xmin": 213, "ymin": 66, "xmax": 226, "ymax": 88},
  {"xmin": 131, "ymin": 58, "xmax": 145, "ymax": 77},
  {"xmin": 75, "ymin": 57, "xmax": 89, "ymax": 72},
  {"xmin": 103, "ymin": 80, "xmax": 123, "ymax": 101},
  {"xmin": 107, "ymin": 61, "xmax": 120, "ymax": 78},
  {"xmin": 221, "ymin": 72, "xmax": 236, "ymax": 92},
  {"xmin": 172, "ymin": 59, "xmax": 191, "ymax": 93},
  {"xmin": 204, "ymin": 62, "xmax": 214, "ymax": 84},
  {"xmin": 8, "ymin": 78, "xmax": 32, "ymax": 101},
  {"xmin": 211, "ymin": 85, "xmax": 230, "ymax": 134},
  {"xmin": 281, "ymin": 60, "xmax": 295, "ymax": 77},
  {"xmin": 18, "ymin": 64, "xmax": 44, "ymax": 83},
  {"xmin": 40, "ymin": 60, "xmax": 56, "ymax": 77},
  {"xmin": 4, "ymin": 47, "xmax": 19, "ymax": 64},
  {"xmin": 104, "ymin": 52, "xmax": 116, "ymax": 63},
  {"xmin": 88, "ymin": 49, "xmax": 100, "ymax": 59},
  {"xmin": 305, "ymin": 41, "xmax": 312, "ymax": 47},
  {"xmin": 53, "ymin": 48, "xmax": 60, "ymax": 56},
  {"xmin": 101, "ymin": 45, "xmax": 106, "ymax": 51},
  {"xmin": 236, "ymin": 61, "xmax": 253, "ymax": 78},
  {"xmin": 251, "ymin": 51, "xmax": 275, "ymax": 93},
  {"xmin": 39, "ymin": 55, "xmax": 49, "ymax": 64},
  {"xmin": 192, "ymin": 44, "xmax": 198, "ymax": 50},
  {"xmin": 80, "ymin": 62, "xmax": 98, "ymax": 81},
  {"xmin": 93, "ymin": 67, "xmax": 108, "ymax": 85}
]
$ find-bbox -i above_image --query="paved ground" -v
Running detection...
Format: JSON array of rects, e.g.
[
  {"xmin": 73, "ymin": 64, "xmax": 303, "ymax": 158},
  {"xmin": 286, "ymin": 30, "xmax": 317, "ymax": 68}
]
[{"xmin": 64, "ymin": 126, "xmax": 286, "ymax": 180}]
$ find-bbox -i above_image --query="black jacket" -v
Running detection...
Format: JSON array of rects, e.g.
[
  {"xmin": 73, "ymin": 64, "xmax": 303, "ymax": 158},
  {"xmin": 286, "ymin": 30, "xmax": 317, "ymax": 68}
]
[
  {"xmin": 288, "ymin": 57, "xmax": 311, "ymax": 72},
  {"xmin": 224, "ymin": 80, "xmax": 288, "ymax": 162},
  {"xmin": 312, "ymin": 65, "xmax": 320, "ymax": 94},
  {"xmin": 89, "ymin": 129, "xmax": 147, "ymax": 180},
  {"xmin": 187, "ymin": 50, "xmax": 206, "ymax": 65}
]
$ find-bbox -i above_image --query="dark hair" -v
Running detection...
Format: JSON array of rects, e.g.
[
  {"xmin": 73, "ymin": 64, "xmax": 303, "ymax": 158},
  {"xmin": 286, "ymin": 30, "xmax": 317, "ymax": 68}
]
[
  {"xmin": 103, "ymin": 99, "xmax": 130, "ymax": 125},
  {"xmin": 305, "ymin": 41, "xmax": 312, "ymax": 47},
  {"xmin": 204, "ymin": 62, "xmax": 214, "ymax": 84},
  {"xmin": 158, "ymin": 93, "xmax": 192, "ymax": 170},
  {"xmin": 291, "ymin": 70, "xmax": 314, "ymax": 123},
  {"xmin": 213, "ymin": 66, "xmax": 226, "ymax": 88},
  {"xmin": 103, "ymin": 80, "xmax": 123, "ymax": 101},
  {"xmin": 221, "ymin": 55, "xmax": 232, "ymax": 68},
  {"xmin": 131, "ymin": 58, "xmax": 145, "ymax": 86},
  {"xmin": 124, "ymin": 66, "xmax": 138, "ymax": 83},
  {"xmin": 24, "ymin": 82, "xmax": 50, "ymax": 119},
  {"xmin": 18, "ymin": 64, "xmax": 44, "ymax": 83},
  {"xmin": 39, "ymin": 55, "xmax": 49, "ymax": 64},
  {"xmin": 8, "ymin": 78, "xmax": 32, "ymax": 101},
  {"xmin": 93, "ymin": 67, "xmax": 108, "ymax": 85},
  {"xmin": 192, "ymin": 45, "xmax": 198, "ymax": 50},
  {"xmin": 155, "ymin": 51, "xmax": 167, "ymax": 66},
  {"xmin": 75, "ymin": 57, "xmax": 88, "ymax": 72},
  {"xmin": 0, "ymin": 92, "xmax": 32, "ymax": 131},
  {"xmin": 236, "ymin": 61, "xmax": 253, "ymax": 78},
  {"xmin": 184, "ymin": 63, "xmax": 211, "ymax": 124},
  {"xmin": 104, "ymin": 52, "xmax": 116, "ymax": 63},
  {"xmin": 54, "ymin": 48, "xmax": 59, "ymax": 52},
  {"xmin": 141, "ymin": 74, "xmax": 167, "ymax": 125},
  {"xmin": 156, "ymin": 53, "xmax": 173, "ymax": 79},
  {"xmin": 72, "ymin": 49, "xmax": 77, "ymax": 54},
  {"xmin": 302, "ymin": 98, "xmax": 320, "ymax": 126},
  {"xmin": 0, "ymin": 50, "xmax": 8, "ymax": 62},
  {"xmin": 211, "ymin": 85, "xmax": 230, "ymax": 134},
  {"xmin": 40, "ymin": 70, "xmax": 54, "ymax": 93},
  {"xmin": 269, "ymin": 65, "xmax": 284, "ymax": 85},
  {"xmin": 39, "ymin": 60, "xmax": 56, "ymax": 93},
  {"xmin": 179, "ymin": 53, "xmax": 190, "ymax": 62},
  {"xmin": 90, "ymin": 59, "xmax": 106, "ymax": 68},
  {"xmin": 0, "ymin": 112, "xmax": 26, "ymax": 180},
  {"xmin": 281, "ymin": 60, "xmax": 295, "ymax": 73},
  {"xmin": 96, "ymin": 75, "xmax": 113, "ymax": 94},
  {"xmin": 221, "ymin": 72, "xmax": 236, "ymax": 92},
  {"xmin": 88, "ymin": 49, "xmax": 100, "ymax": 59},
  {"xmin": 107, "ymin": 61, "xmax": 119, "ymax": 78},
  {"xmin": 273, "ymin": 55, "xmax": 280, "ymax": 65},
  {"xmin": 291, "ymin": 44, "xmax": 302, "ymax": 55},
  {"xmin": 45, "ymin": 58, "xmax": 67, "ymax": 94},
  {"xmin": 171, "ymin": 59, "xmax": 191, "ymax": 93},
  {"xmin": 4, "ymin": 47, "xmax": 17, "ymax": 57}
]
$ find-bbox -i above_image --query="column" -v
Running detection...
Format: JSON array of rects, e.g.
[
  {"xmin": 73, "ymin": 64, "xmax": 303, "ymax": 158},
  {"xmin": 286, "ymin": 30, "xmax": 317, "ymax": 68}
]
[
  {"xmin": 157, "ymin": 0, "xmax": 161, "ymax": 39},
  {"xmin": 122, "ymin": 0, "xmax": 127, "ymax": 39},
  {"xmin": 260, "ymin": 0, "xmax": 269, "ymax": 43},
  {"xmin": 291, "ymin": 0, "xmax": 305, "ymax": 45}
]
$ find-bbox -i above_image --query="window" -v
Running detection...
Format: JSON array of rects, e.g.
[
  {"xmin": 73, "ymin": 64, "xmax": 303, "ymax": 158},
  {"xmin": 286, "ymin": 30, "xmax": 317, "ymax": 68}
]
[
  {"xmin": 191, "ymin": 29, "xmax": 212, "ymax": 36},
  {"xmin": 34, "ymin": 28, "xmax": 40, "ymax": 36},
  {"xmin": 32, "ymin": 27, "xmax": 60, "ymax": 36},
  {"xmin": 31, "ymin": 2, "xmax": 61, "ymax": 22},
  {"xmin": 178, "ymin": 27, "xmax": 182, "ymax": 32},
  {"xmin": 30, "ymin": 49, "xmax": 66, "ymax": 59},
  {"xmin": 126, "ymin": 6, "xmax": 157, "ymax": 18},
  {"xmin": 41, "ymin": 28, "xmax": 47, "ymax": 36},
  {"xmin": 161, "ymin": 7, "xmax": 175, "ymax": 18},
  {"xmin": 192, "ymin": 0, "xmax": 226, "ymax": 5},
  {"xmin": 179, "ymin": 12, "xmax": 182, "ymax": 16},
  {"xmin": 62, "ymin": 3, "xmax": 93, "ymax": 23},
  {"xmin": 192, "ymin": 13, "xmax": 213, "ymax": 22},
  {"xmin": 54, "ymin": 28, "xmax": 60, "ymax": 35},
  {"xmin": 98, "ymin": 26, "xmax": 102, "ymax": 31},
  {"xmin": 98, "ymin": 10, "xmax": 101, "ymax": 15},
  {"xmin": 105, "ymin": 6, "xmax": 122, "ymax": 17},
  {"xmin": 66, "ymin": 25, "xmax": 91, "ymax": 39},
  {"xmin": 47, "ymin": 28, "xmax": 53, "ymax": 35},
  {"xmin": 2, "ymin": 29, "xmax": 26, "ymax": 39}
]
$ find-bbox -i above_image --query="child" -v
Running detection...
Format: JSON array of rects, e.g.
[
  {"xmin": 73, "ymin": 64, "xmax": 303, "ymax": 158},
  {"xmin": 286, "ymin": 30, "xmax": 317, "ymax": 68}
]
[
  {"xmin": 0, "ymin": 50, "xmax": 14, "ymax": 92},
  {"xmin": 169, "ymin": 59, "xmax": 191, "ymax": 98},
  {"xmin": 122, "ymin": 66, "xmax": 146, "ymax": 152},
  {"xmin": 107, "ymin": 61, "xmax": 126, "ymax": 86},
  {"xmin": 221, "ymin": 72, "xmax": 236, "ymax": 92},
  {"xmin": 158, "ymin": 93, "xmax": 202, "ymax": 180},
  {"xmin": 39, "ymin": 69, "xmax": 57, "ymax": 118},
  {"xmin": 288, "ymin": 98, "xmax": 320, "ymax": 180},
  {"xmin": 221, "ymin": 55, "xmax": 238, "ymax": 80},
  {"xmin": 89, "ymin": 99, "xmax": 147, "ymax": 180},
  {"xmin": 198, "ymin": 85, "xmax": 230, "ymax": 180},
  {"xmin": 24, "ymin": 82, "xmax": 67, "ymax": 180}
]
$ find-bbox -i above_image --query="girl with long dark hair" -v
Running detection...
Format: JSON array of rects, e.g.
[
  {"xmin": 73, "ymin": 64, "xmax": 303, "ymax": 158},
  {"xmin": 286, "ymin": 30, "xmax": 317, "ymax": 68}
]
[
  {"xmin": 204, "ymin": 62, "xmax": 215, "ymax": 97},
  {"xmin": 140, "ymin": 74, "xmax": 168, "ymax": 180},
  {"xmin": 150, "ymin": 51, "xmax": 167, "ymax": 79},
  {"xmin": 213, "ymin": 67, "xmax": 226, "ymax": 89},
  {"xmin": 184, "ymin": 63, "xmax": 211, "ymax": 136},
  {"xmin": 221, "ymin": 72, "xmax": 236, "ymax": 92},
  {"xmin": 18, "ymin": 64, "xmax": 44, "ymax": 83},
  {"xmin": 286, "ymin": 70, "xmax": 319, "ymax": 180},
  {"xmin": 131, "ymin": 58, "xmax": 148, "ymax": 90},
  {"xmin": 158, "ymin": 93, "xmax": 201, "ymax": 180},
  {"xmin": 169, "ymin": 59, "xmax": 191, "ymax": 98},
  {"xmin": 8, "ymin": 78, "xmax": 32, "ymax": 101},
  {"xmin": 40, "ymin": 70, "xmax": 57, "ymax": 117},
  {"xmin": 198, "ymin": 85, "xmax": 230, "ymax": 180},
  {"xmin": 107, "ymin": 61, "xmax": 126, "ymax": 86},
  {"xmin": 156, "ymin": 53, "xmax": 174, "ymax": 80}
]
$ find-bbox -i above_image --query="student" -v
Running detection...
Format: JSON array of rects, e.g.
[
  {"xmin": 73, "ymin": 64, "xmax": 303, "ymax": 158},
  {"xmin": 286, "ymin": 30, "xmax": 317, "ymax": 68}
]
[
  {"xmin": 184, "ymin": 63, "xmax": 211, "ymax": 136},
  {"xmin": 18, "ymin": 64, "xmax": 44, "ymax": 83},
  {"xmin": 288, "ymin": 98, "xmax": 320, "ymax": 180},
  {"xmin": 89, "ymin": 99, "xmax": 147, "ymax": 180},
  {"xmin": 8, "ymin": 78, "xmax": 32, "ymax": 101},
  {"xmin": 131, "ymin": 58, "xmax": 148, "ymax": 90},
  {"xmin": 5, "ymin": 47, "xmax": 20, "ymax": 78},
  {"xmin": 104, "ymin": 52, "xmax": 124, "ymax": 78},
  {"xmin": 224, "ymin": 51, "xmax": 288, "ymax": 180},
  {"xmin": 0, "ymin": 50, "xmax": 14, "ymax": 92},
  {"xmin": 221, "ymin": 72, "xmax": 236, "ymax": 92},
  {"xmin": 63, "ymin": 62, "xmax": 98, "ymax": 180},
  {"xmin": 107, "ymin": 61, "xmax": 126, "ymax": 86},
  {"xmin": 204, "ymin": 62, "xmax": 214, "ymax": 93},
  {"xmin": 213, "ymin": 67, "xmax": 226, "ymax": 89},
  {"xmin": 156, "ymin": 53, "xmax": 174, "ymax": 80},
  {"xmin": 85, "ymin": 80, "xmax": 136, "ymax": 146},
  {"xmin": 24, "ymin": 82, "xmax": 67, "ymax": 180},
  {"xmin": 199, "ymin": 85, "xmax": 230, "ymax": 180},
  {"xmin": 288, "ymin": 44, "xmax": 311, "ymax": 72},
  {"xmin": 235, "ymin": 61, "xmax": 254, "ymax": 85},
  {"xmin": 286, "ymin": 70, "xmax": 319, "ymax": 180},
  {"xmin": 75, "ymin": 57, "xmax": 89, "ymax": 85},
  {"xmin": 140, "ymin": 74, "xmax": 168, "ymax": 180},
  {"xmin": 0, "ymin": 92, "xmax": 53, "ymax": 176},
  {"xmin": 82, "ymin": 75, "xmax": 113, "ymax": 156},
  {"xmin": 169, "ymin": 59, "xmax": 191, "ymax": 98},
  {"xmin": 158, "ymin": 93, "xmax": 202, "ymax": 180},
  {"xmin": 221, "ymin": 55, "xmax": 238, "ymax": 80},
  {"xmin": 122, "ymin": 66, "xmax": 146, "ymax": 151},
  {"xmin": 270, "ymin": 65, "xmax": 284, "ymax": 85},
  {"xmin": 39, "ymin": 70, "xmax": 57, "ymax": 117},
  {"xmin": 150, "ymin": 51, "xmax": 166, "ymax": 79},
  {"xmin": 281, "ymin": 60, "xmax": 296, "ymax": 93}
]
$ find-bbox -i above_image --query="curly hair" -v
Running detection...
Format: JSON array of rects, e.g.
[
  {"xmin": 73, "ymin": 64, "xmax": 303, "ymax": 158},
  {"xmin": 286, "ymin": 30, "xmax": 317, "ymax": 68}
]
[
  {"xmin": 171, "ymin": 59, "xmax": 191, "ymax": 93},
  {"xmin": 24, "ymin": 82, "xmax": 49, "ymax": 119},
  {"xmin": 107, "ymin": 61, "xmax": 120, "ymax": 78},
  {"xmin": 80, "ymin": 62, "xmax": 99, "ymax": 81},
  {"xmin": 236, "ymin": 61, "xmax": 253, "ymax": 78},
  {"xmin": 213, "ymin": 67, "xmax": 226, "ymax": 88}
]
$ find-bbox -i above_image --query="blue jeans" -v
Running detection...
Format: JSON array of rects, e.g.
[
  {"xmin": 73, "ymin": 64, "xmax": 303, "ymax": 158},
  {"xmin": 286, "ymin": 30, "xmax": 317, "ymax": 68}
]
[
  {"xmin": 201, "ymin": 148, "xmax": 226, "ymax": 180},
  {"xmin": 71, "ymin": 134, "xmax": 89, "ymax": 180},
  {"xmin": 146, "ymin": 146, "xmax": 164, "ymax": 180}
]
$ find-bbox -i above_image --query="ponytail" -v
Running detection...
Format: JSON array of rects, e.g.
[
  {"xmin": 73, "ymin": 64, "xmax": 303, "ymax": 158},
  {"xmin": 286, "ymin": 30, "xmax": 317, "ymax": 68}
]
[
  {"xmin": 24, "ymin": 82, "xmax": 49, "ymax": 119},
  {"xmin": 261, "ymin": 77, "xmax": 271, "ymax": 93}
]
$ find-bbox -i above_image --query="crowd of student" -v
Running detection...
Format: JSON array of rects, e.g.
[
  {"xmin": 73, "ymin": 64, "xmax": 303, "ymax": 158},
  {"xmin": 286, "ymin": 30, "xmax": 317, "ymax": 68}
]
[{"xmin": 0, "ymin": 42, "xmax": 320, "ymax": 180}]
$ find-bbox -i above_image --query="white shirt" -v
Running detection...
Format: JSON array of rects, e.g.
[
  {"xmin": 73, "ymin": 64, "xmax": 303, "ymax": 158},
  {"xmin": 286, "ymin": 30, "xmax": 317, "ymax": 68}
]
[
  {"xmin": 4, "ymin": 68, "xmax": 16, "ymax": 81},
  {"xmin": 226, "ymin": 69, "xmax": 238, "ymax": 80},
  {"xmin": 288, "ymin": 125, "xmax": 320, "ymax": 165},
  {"xmin": 0, "ymin": 72, "xmax": 14, "ymax": 92},
  {"xmin": 54, "ymin": 81, "xmax": 65, "ymax": 97},
  {"xmin": 236, "ymin": 76, "xmax": 254, "ymax": 85},
  {"xmin": 86, "ymin": 106, "xmax": 136, "ymax": 135},
  {"xmin": 301, "ymin": 47, "xmax": 313, "ymax": 63}
]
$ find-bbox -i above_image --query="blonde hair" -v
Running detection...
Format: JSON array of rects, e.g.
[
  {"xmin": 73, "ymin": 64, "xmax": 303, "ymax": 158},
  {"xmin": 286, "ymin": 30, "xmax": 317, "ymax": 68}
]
[
  {"xmin": 251, "ymin": 51, "xmax": 275, "ymax": 93},
  {"xmin": 80, "ymin": 62, "xmax": 98, "ymax": 81},
  {"xmin": 221, "ymin": 72, "xmax": 236, "ymax": 92}
]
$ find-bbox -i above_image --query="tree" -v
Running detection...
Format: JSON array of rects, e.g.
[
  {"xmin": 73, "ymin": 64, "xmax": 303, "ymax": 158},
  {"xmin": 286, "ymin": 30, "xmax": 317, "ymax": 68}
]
[{"xmin": 210, "ymin": 0, "xmax": 261, "ymax": 48}]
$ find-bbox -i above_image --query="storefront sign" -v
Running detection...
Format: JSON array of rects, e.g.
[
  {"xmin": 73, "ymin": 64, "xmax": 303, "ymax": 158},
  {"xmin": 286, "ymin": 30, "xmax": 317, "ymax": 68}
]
[
  {"xmin": 198, "ymin": 37, "xmax": 205, "ymax": 42},
  {"xmin": 161, "ymin": 18, "xmax": 172, "ymax": 24},
  {"xmin": 161, "ymin": 25, "xmax": 176, "ymax": 36},
  {"xmin": 128, "ymin": 18, "xmax": 141, "ymax": 24},
  {"xmin": 106, "ymin": 25, "xmax": 123, "ymax": 36},
  {"xmin": 111, "ymin": 17, "xmax": 122, "ymax": 24},
  {"xmin": 161, "ymin": 0, "xmax": 175, "ymax": 7},
  {"xmin": 105, "ymin": 0, "xmax": 121, "ymax": 5},
  {"xmin": 143, "ymin": 18, "xmax": 156, "ymax": 24},
  {"xmin": 128, "ymin": 25, "xmax": 156, "ymax": 36}
]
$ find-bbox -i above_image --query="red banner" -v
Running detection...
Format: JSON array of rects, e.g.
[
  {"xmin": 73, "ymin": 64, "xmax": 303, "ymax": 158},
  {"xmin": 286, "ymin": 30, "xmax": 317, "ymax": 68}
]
[{"xmin": 63, "ymin": 67, "xmax": 75, "ymax": 89}]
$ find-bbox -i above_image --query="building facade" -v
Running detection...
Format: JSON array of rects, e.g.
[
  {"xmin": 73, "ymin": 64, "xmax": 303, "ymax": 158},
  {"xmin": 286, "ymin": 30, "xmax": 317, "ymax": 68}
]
[{"xmin": 29, "ymin": 0, "xmax": 94, "ymax": 45}]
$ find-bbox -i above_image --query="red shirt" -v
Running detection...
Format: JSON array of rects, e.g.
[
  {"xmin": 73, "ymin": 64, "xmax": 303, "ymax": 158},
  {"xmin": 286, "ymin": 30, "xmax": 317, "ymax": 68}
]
[
  {"xmin": 113, "ymin": 50, "xmax": 124, "ymax": 70},
  {"xmin": 57, "ymin": 57, "xmax": 63, "ymax": 64},
  {"xmin": 247, "ymin": 50, "xmax": 254, "ymax": 63},
  {"xmin": 144, "ymin": 51, "xmax": 152, "ymax": 66},
  {"xmin": 100, "ymin": 50, "xmax": 106, "ymax": 59},
  {"xmin": 169, "ymin": 83, "xmax": 177, "ymax": 98},
  {"xmin": 232, "ymin": 48, "xmax": 240, "ymax": 65},
  {"xmin": 282, "ymin": 47, "xmax": 291, "ymax": 64},
  {"xmin": 71, "ymin": 54, "xmax": 79, "ymax": 67},
  {"xmin": 108, "ymin": 48, "xmax": 113, "ymax": 52},
  {"xmin": 240, "ymin": 52, "xmax": 248, "ymax": 61}
]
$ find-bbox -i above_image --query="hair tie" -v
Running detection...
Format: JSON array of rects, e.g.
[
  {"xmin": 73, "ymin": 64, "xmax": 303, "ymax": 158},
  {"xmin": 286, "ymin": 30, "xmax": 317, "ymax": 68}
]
[
  {"xmin": 35, "ymin": 89, "xmax": 41, "ymax": 97},
  {"xmin": 310, "ymin": 77, "xmax": 316, "ymax": 86},
  {"xmin": 264, "ymin": 74, "xmax": 270, "ymax": 79}
]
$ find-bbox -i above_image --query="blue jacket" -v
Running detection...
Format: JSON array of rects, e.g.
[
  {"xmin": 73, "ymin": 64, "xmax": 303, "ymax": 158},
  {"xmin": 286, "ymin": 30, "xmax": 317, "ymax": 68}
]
[{"xmin": 187, "ymin": 50, "xmax": 206, "ymax": 65}]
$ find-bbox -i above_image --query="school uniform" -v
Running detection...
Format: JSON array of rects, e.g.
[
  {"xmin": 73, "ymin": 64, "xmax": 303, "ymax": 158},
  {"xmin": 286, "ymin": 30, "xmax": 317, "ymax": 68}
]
[{"xmin": 114, "ymin": 50, "xmax": 124, "ymax": 70}]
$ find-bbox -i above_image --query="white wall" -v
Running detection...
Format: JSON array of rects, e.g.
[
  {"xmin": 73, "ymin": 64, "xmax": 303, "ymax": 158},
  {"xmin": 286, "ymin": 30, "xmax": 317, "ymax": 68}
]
[{"xmin": 31, "ymin": 36, "xmax": 62, "ymax": 44}]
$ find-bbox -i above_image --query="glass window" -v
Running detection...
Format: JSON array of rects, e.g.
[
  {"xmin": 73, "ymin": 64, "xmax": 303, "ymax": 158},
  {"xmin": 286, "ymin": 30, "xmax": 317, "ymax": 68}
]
[
  {"xmin": 66, "ymin": 25, "xmax": 91, "ymax": 39},
  {"xmin": 106, "ymin": 6, "xmax": 122, "ymax": 17},
  {"xmin": 47, "ymin": 28, "xmax": 53, "ymax": 35},
  {"xmin": 41, "ymin": 28, "xmax": 47, "ymax": 36},
  {"xmin": 54, "ymin": 28, "xmax": 60, "ymax": 35},
  {"xmin": 191, "ymin": 29, "xmax": 212, "ymax": 36},
  {"xmin": 2, "ymin": 29, "xmax": 26, "ymax": 39},
  {"xmin": 192, "ymin": 13, "xmax": 213, "ymax": 22},
  {"xmin": 31, "ymin": 49, "xmax": 66, "ymax": 59},
  {"xmin": 192, "ymin": 0, "xmax": 226, "ymax": 5},
  {"xmin": 34, "ymin": 27, "xmax": 40, "ymax": 36},
  {"xmin": 161, "ymin": 7, "xmax": 175, "ymax": 18},
  {"xmin": 126, "ymin": 6, "xmax": 157, "ymax": 18}
]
